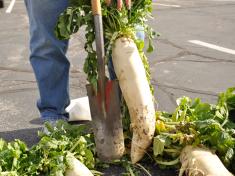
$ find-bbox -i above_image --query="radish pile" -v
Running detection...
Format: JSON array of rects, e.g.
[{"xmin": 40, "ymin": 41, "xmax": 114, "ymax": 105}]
[
  {"xmin": 57, "ymin": 0, "xmax": 235, "ymax": 175},
  {"xmin": 1, "ymin": 0, "xmax": 235, "ymax": 175},
  {"xmin": 56, "ymin": 0, "xmax": 156, "ymax": 164},
  {"xmin": 1, "ymin": 88, "xmax": 235, "ymax": 175}
]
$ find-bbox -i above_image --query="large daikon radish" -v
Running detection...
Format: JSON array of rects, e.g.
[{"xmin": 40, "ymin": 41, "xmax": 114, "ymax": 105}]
[
  {"xmin": 112, "ymin": 37, "xmax": 156, "ymax": 163},
  {"xmin": 65, "ymin": 153, "xmax": 94, "ymax": 176},
  {"xmin": 179, "ymin": 146, "xmax": 233, "ymax": 176}
]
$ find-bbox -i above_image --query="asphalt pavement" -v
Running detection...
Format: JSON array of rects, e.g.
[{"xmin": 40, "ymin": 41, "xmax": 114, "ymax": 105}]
[{"xmin": 0, "ymin": 0, "xmax": 235, "ymax": 175}]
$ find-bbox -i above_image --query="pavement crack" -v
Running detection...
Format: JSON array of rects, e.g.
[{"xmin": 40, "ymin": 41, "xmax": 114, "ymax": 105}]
[
  {"xmin": 156, "ymin": 38, "xmax": 184, "ymax": 50},
  {"xmin": 154, "ymin": 50, "xmax": 191, "ymax": 63},
  {"xmin": 0, "ymin": 66, "xmax": 32, "ymax": 73},
  {"xmin": 0, "ymin": 79, "xmax": 36, "ymax": 83},
  {"xmin": 70, "ymin": 69, "xmax": 82, "ymax": 74},
  {"xmin": 158, "ymin": 86, "xmax": 177, "ymax": 107},
  {"xmin": 0, "ymin": 82, "xmax": 35, "ymax": 88},
  {"xmin": 152, "ymin": 81, "xmax": 218, "ymax": 97},
  {"xmin": 155, "ymin": 51, "xmax": 235, "ymax": 64},
  {"xmin": 70, "ymin": 84, "xmax": 86, "ymax": 89},
  {"xmin": 0, "ymin": 88, "xmax": 37, "ymax": 95},
  {"xmin": 153, "ymin": 38, "xmax": 235, "ymax": 64},
  {"xmin": 0, "ymin": 66, "xmax": 84, "ymax": 74},
  {"xmin": 190, "ymin": 52, "xmax": 235, "ymax": 63}
]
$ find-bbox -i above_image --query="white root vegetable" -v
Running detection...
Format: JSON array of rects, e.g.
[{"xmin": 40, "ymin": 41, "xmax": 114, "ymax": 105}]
[
  {"xmin": 179, "ymin": 146, "xmax": 233, "ymax": 176},
  {"xmin": 112, "ymin": 37, "xmax": 156, "ymax": 163},
  {"xmin": 65, "ymin": 153, "xmax": 94, "ymax": 176}
]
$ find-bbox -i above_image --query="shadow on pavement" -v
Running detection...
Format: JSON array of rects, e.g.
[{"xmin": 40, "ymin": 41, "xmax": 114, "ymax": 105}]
[
  {"xmin": 0, "ymin": 128, "xmax": 41, "ymax": 147},
  {"xmin": 29, "ymin": 118, "xmax": 44, "ymax": 125}
]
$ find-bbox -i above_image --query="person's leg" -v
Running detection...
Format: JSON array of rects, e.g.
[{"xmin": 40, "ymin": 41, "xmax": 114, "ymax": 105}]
[
  {"xmin": 24, "ymin": 0, "xmax": 70, "ymax": 121},
  {"xmin": 108, "ymin": 26, "xmax": 145, "ymax": 80}
]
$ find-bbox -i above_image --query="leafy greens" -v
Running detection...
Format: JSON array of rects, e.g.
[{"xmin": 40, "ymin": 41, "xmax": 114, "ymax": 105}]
[{"xmin": 153, "ymin": 87, "xmax": 235, "ymax": 173}]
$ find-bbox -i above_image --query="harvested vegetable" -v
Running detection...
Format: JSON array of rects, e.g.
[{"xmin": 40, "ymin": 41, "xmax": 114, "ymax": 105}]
[
  {"xmin": 179, "ymin": 145, "xmax": 233, "ymax": 176},
  {"xmin": 1, "ymin": 89, "xmax": 235, "ymax": 175},
  {"xmin": 1, "ymin": 0, "xmax": 233, "ymax": 174},
  {"xmin": 55, "ymin": 0, "xmax": 156, "ymax": 163},
  {"xmin": 0, "ymin": 122, "xmax": 97, "ymax": 176},
  {"xmin": 65, "ymin": 152, "xmax": 94, "ymax": 176},
  {"xmin": 112, "ymin": 37, "xmax": 155, "ymax": 163},
  {"xmin": 55, "ymin": 0, "xmax": 155, "ymax": 90},
  {"xmin": 153, "ymin": 87, "xmax": 235, "ymax": 175}
]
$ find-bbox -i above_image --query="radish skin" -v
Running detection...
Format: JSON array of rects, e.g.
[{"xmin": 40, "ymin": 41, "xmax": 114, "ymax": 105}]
[
  {"xmin": 112, "ymin": 37, "xmax": 156, "ymax": 163},
  {"xmin": 65, "ymin": 153, "xmax": 94, "ymax": 176},
  {"xmin": 179, "ymin": 146, "xmax": 233, "ymax": 176}
]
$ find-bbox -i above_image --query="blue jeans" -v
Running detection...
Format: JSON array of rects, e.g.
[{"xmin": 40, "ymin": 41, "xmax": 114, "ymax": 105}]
[
  {"xmin": 24, "ymin": 0, "xmax": 145, "ymax": 121},
  {"xmin": 25, "ymin": 0, "xmax": 70, "ymax": 121}
]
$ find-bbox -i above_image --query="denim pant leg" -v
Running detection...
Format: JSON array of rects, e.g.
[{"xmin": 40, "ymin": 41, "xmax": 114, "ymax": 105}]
[
  {"xmin": 24, "ymin": 0, "xmax": 70, "ymax": 121},
  {"xmin": 108, "ymin": 26, "xmax": 145, "ymax": 80}
]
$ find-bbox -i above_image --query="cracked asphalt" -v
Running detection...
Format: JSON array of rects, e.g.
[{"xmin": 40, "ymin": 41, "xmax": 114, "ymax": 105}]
[{"xmin": 0, "ymin": 0, "xmax": 235, "ymax": 175}]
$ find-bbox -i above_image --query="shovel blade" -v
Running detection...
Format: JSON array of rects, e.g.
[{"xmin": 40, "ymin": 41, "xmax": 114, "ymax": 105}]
[{"xmin": 86, "ymin": 80, "xmax": 124, "ymax": 162}]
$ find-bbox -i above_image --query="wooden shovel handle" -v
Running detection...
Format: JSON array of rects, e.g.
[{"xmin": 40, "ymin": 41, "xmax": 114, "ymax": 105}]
[{"xmin": 92, "ymin": 0, "xmax": 102, "ymax": 15}]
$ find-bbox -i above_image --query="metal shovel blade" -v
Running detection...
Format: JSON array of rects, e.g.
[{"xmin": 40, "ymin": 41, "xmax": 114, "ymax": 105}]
[
  {"xmin": 86, "ymin": 80, "xmax": 124, "ymax": 161},
  {"xmin": 86, "ymin": 0, "xmax": 124, "ymax": 162}
]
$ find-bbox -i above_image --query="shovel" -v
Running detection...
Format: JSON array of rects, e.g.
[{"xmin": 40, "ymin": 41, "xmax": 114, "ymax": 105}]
[{"xmin": 86, "ymin": 0, "xmax": 124, "ymax": 162}]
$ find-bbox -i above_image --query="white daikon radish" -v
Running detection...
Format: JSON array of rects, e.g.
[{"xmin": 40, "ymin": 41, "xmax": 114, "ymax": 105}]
[
  {"xmin": 179, "ymin": 146, "xmax": 233, "ymax": 176},
  {"xmin": 112, "ymin": 37, "xmax": 156, "ymax": 163},
  {"xmin": 65, "ymin": 153, "xmax": 94, "ymax": 176}
]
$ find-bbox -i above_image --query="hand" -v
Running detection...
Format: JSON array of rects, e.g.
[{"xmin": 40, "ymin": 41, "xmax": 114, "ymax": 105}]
[{"xmin": 105, "ymin": 0, "xmax": 131, "ymax": 10}]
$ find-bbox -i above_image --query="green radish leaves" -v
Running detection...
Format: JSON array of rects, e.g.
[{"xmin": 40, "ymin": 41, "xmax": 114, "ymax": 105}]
[
  {"xmin": 0, "ymin": 121, "xmax": 96, "ymax": 175},
  {"xmin": 154, "ymin": 87, "xmax": 235, "ymax": 172},
  {"xmin": 153, "ymin": 136, "xmax": 166, "ymax": 157},
  {"xmin": 1, "ymin": 88, "xmax": 235, "ymax": 175},
  {"xmin": 55, "ymin": 0, "xmax": 156, "ymax": 89}
]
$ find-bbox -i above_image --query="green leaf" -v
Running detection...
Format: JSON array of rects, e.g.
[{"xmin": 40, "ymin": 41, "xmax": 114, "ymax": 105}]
[
  {"xmin": 135, "ymin": 39, "xmax": 145, "ymax": 51},
  {"xmin": 153, "ymin": 136, "xmax": 166, "ymax": 156},
  {"xmin": 147, "ymin": 39, "xmax": 154, "ymax": 53},
  {"xmin": 0, "ymin": 139, "xmax": 6, "ymax": 151},
  {"xmin": 223, "ymin": 148, "xmax": 234, "ymax": 166}
]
